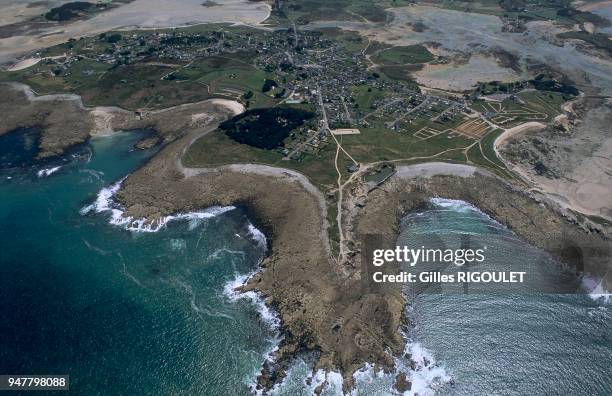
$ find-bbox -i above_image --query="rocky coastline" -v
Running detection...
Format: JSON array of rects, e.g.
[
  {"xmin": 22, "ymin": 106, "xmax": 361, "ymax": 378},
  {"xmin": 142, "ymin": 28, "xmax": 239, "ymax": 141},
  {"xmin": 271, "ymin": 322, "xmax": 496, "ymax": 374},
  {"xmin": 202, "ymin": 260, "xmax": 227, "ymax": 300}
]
[{"xmin": 1, "ymin": 83, "xmax": 609, "ymax": 393}]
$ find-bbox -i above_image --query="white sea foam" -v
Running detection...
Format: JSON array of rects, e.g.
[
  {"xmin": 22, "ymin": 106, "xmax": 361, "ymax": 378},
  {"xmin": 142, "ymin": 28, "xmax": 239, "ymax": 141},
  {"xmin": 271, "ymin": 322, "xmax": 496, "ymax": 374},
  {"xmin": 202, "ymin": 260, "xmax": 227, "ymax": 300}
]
[
  {"xmin": 399, "ymin": 342, "xmax": 451, "ymax": 395},
  {"xmin": 80, "ymin": 178, "xmax": 235, "ymax": 232},
  {"xmin": 78, "ymin": 169, "xmax": 104, "ymax": 182},
  {"xmin": 37, "ymin": 166, "xmax": 61, "ymax": 178},
  {"xmin": 80, "ymin": 177, "xmax": 124, "ymax": 214},
  {"xmin": 430, "ymin": 198, "xmax": 476, "ymax": 213},
  {"xmin": 271, "ymin": 341, "xmax": 450, "ymax": 396},
  {"xmin": 224, "ymin": 255, "xmax": 285, "ymax": 396},
  {"xmin": 375, "ymin": 304, "xmax": 453, "ymax": 396},
  {"xmin": 581, "ymin": 275, "xmax": 611, "ymax": 304},
  {"xmin": 224, "ymin": 270, "xmax": 280, "ymax": 330},
  {"xmin": 430, "ymin": 197, "xmax": 506, "ymax": 229},
  {"xmin": 247, "ymin": 222, "xmax": 267, "ymax": 249},
  {"xmin": 325, "ymin": 372, "xmax": 344, "ymax": 394},
  {"xmin": 310, "ymin": 369, "xmax": 328, "ymax": 391},
  {"xmin": 346, "ymin": 340, "xmax": 450, "ymax": 396},
  {"xmin": 208, "ymin": 247, "xmax": 246, "ymax": 261},
  {"xmin": 273, "ymin": 368, "xmax": 342, "ymax": 396}
]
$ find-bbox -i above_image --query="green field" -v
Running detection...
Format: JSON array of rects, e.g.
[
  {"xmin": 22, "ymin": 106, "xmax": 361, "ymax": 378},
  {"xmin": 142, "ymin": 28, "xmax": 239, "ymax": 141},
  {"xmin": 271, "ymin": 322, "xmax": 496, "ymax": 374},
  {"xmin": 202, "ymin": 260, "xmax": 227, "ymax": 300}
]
[
  {"xmin": 352, "ymin": 85, "xmax": 386, "ymax": 111},
  {"xmin": 557, "ymin": 31, "xmax": 612, "ymax": 55},
  {"xmin": 276, "ymin": 0, "xmax": 414, "ymax": 24},
  {"xmin": 0, "ymin": 45, "xmax": 282, "ymax": 109},
  {"xmin": 435, "ymin": 0, "xmax": 608, "ymax": 26},
  {"xmin": 183, "ymin": 116, "xmax": 478, "ymax": 190},
  {"xmin": 471, "ymin": 91, "xmax": 565, "ymax": 128},
  {"xmin": 0, "ymin": 23, "xmax": 291, "ymax": 110},
  {"xmin": 376, "ymin": 65, "xmax": 422, "ymax": 84},
  {"xmin": 372, "ymin": 45, "xmax": 434, "ymax": 66}
]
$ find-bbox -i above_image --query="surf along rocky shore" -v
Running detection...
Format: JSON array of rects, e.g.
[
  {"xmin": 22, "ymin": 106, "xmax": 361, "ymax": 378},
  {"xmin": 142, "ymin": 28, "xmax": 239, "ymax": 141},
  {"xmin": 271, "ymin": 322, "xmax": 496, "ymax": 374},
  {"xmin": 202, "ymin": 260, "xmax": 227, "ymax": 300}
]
[{"xmin": 1, "ymin": 82, "xmax": 609, "ymax": 393}]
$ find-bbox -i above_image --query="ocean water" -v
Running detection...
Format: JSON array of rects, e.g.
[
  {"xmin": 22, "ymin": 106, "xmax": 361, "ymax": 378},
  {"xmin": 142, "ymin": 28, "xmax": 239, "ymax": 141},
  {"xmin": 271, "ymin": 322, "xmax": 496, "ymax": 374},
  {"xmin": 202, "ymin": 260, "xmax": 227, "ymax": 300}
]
[
  {"xmin": 396, "ymin": 200, "xmax": 612, "ymax": 396},
  {"xmin": 0, "ymin": 129, "xmax": 276, "ymax": 395},
  {"xmin": 1, "ymin": 129, "xmax": 610, "ymax": 395}
]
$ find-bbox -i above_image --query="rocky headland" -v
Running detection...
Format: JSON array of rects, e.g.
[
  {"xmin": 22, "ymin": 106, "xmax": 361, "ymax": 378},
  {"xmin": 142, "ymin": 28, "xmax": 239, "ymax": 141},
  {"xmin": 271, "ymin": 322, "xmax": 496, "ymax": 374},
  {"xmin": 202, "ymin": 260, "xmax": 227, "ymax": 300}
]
[{"xmin": 1, "ymin": 82, "xmax": 609, "ymax": 393}]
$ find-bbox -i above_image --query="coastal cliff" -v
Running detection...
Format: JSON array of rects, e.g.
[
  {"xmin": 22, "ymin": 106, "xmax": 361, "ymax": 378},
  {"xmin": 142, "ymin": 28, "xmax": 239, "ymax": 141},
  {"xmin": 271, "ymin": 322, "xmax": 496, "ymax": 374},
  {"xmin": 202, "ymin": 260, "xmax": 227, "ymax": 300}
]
[{"xmin": 1, "ymin": 83, "xmax": 608, "ymax": 393}]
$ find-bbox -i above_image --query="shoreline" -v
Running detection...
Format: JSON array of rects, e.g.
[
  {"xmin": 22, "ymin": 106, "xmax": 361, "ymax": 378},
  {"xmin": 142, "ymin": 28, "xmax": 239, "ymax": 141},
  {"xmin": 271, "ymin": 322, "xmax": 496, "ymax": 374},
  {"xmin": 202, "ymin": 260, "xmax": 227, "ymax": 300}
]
[
  {"xmin": 116, "ymin": 118, "xmax": 611, "ymax": 393},
  {"xmin": 2, "ymin": 82, "xmax": 610, "ymax": 393},
  {"xmin": 356, "ymin": 162, "xmax": 610, "ymax": 280},
  {"xmin": 493, "ymin": 108, "xmax": 612, "ymax": 227},
  {"xmin": 0, "ymin": 82, "xmax": 244, "ymax": 158}
]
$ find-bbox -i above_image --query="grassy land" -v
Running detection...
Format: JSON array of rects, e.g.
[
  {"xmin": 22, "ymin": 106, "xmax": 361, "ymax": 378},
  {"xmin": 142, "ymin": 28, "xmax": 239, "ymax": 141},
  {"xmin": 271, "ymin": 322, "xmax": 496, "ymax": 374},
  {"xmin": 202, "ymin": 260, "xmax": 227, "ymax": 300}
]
[
  {"xmin": 0, "ymin": 14, "xmax": 571, "ymax": 200},
  {"xmin": 480, "ymin": 129, "xmax": 507, "ymax": 168},
  {"xmin": 182, "ymin": 89, "xmax": 565, "ymax": 196},
  {"xmin": 369, "ymin": 45, "xmax": 432, "ymax": 86},
  {"xmin": 557, "ymin": 31, "xmax": 612, "ymax": 55},
  {"xmin": 376, "ymin": 65, "xmax": 422, "ymax": 84},
  {"xmin": 183, "ymin": 130, "xmax": 284, "ymax": 166},
  {"xmin": 464, "ymin": 130, "xmax": 522, "ymax": 180},
  {"xmin": 183, "ymin": 129, "xmax": 341, "ymax": 190},
  {"xmin": 471, "ymin": 90, "xmax": 565, "ymax": 128},
  {"xmin": 372, "ymin": 45, "xmax": 434, "ymax": 65},
  {"xmin": 332, "ymin": 30, "xmax": 370, "ymax": 53},
  {"xmin": 434, "ymin": 0, "xmax": 608, "ymax": 26},
  {"xmin": 352, "ymin": 85, "xmax": 386, "ymax": 111},
  {"xmin": 0, "ymin": 22, "xmax": 289, "ymax": 110},
  {"xmin": 276, "ymin": 0, "xmax": 414, "ymax": 24},
  {"xmin": 0, "ymin": 47, "xmax": 281, "ymax": 110},
  {"xmin": 183, "ymin": 116, "xmax": 478, "ymax": 191}
]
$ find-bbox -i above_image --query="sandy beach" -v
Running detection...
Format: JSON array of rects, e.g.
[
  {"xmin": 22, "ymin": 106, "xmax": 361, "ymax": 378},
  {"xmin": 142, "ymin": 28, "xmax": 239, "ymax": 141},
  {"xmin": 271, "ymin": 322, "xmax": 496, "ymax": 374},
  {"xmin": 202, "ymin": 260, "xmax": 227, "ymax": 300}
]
[
  {"xmin": 496, "ymin": 111, "xmax": 612, "ymax": 224},
  {"xmin": 395, "ymin": 162, "xmax": 480, "ymax": 178},
  {"xmin": 7, "ymin": 57, "xmax": 41, "ymax": 71},
  {"xmin": 493, "ymin": 122, "xmax": 546, "ymax": 154}
]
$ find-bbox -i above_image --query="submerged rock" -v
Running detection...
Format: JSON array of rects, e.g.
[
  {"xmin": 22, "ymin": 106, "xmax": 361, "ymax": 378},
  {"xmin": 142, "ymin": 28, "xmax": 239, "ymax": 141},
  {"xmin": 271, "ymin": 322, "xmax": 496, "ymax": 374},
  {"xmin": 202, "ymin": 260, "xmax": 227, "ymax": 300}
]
[{"xmin": 395, "ymin": 372, "xmax": 412, "ymax": 392}]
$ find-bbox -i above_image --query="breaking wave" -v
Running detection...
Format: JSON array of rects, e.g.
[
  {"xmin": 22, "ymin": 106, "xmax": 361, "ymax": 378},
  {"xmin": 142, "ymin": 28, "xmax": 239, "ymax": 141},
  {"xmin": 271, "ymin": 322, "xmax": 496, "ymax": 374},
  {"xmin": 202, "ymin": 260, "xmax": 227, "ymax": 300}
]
[
  {"xmin": 265, "ymin": 327, "xmax": 451, "ymax": 395},
  {"xmin": 430, "ymin": 198, "xmax": 479, "ymax": 213},
  {"xmin": 396, "ymin": 342, "xmax": 451, "ymax": 395},
  {"xmin": 581, "ymin": 275, "xmax": 611, "ymax": 304},
  {"xmin": 346, "ymin": 341, "xmax": 450, "ymax": 396},
  {"xmin": 223, "ymin": 270, "xmax": 279, "ymax": 330},
  {"xmin": 80, "ymin": 178, "xmax": 235, "ymax": 232},
  {"xmin": 430, "ymin": 198, "xmax": 503, "ymax": 227},
  {"xmin": 224, "ymin": 267, "xmax": 284, "ymax": 396},
  {"xmin": 37, "ymin": 166, "xmax": 62, "ymax": 178},
  {"xmin": 247, "ymin": 222, "xmax": 267, "ymax": 248}
]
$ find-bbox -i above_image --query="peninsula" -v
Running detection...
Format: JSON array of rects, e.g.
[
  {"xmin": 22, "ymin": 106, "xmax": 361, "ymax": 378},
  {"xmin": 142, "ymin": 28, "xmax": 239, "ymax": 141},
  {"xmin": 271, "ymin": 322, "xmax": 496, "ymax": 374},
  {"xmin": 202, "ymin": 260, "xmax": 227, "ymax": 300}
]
[{"xmin": 0, "ymin": 0, "xmax": 610, "ymax": 393}]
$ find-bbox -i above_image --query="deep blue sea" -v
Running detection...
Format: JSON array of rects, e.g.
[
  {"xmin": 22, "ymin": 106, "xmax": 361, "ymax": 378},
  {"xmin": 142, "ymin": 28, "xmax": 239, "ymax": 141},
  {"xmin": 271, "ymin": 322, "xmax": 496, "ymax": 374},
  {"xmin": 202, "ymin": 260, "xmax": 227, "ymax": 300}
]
[
  {"xmin": 0, "ymin": 129, "xmax": 609, "ymax": 395},
  {"xmin": 0, "ymin": 130, "xmax": 276, "ymax": 395}
]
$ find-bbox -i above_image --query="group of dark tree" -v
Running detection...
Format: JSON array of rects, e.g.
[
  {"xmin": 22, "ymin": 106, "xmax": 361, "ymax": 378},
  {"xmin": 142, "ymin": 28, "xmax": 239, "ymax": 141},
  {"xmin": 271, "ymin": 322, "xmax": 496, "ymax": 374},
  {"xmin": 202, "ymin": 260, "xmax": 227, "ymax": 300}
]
[
  {"xmin": 262, "ymin": 79, "xmax": 278, "ymax": 93},
  {"xmin": 45, "ymin": 2, "xmax": 98, "ymax": 21},
  {"xmin": 530, "ymin": 74, "xmax": 579, "ymax": 96},
  {"xmin": 220, "ymin": 107, "xmax": 314, "ymax": 149}
]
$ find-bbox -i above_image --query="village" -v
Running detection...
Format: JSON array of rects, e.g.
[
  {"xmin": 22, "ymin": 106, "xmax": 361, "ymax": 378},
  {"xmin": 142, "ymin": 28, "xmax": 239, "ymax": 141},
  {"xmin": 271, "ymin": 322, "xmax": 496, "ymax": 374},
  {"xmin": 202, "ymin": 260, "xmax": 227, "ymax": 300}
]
[{"xmin": 6, "ymin": 22, "xmax": 563, "ymax": 165}]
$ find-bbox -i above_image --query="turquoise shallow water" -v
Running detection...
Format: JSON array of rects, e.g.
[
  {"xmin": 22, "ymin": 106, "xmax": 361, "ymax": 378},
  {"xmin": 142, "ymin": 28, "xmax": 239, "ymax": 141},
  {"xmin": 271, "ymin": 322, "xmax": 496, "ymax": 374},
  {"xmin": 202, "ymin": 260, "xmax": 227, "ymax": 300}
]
[
  {"xmin": 0, "ymin": 130, "xmax": 275, "ymax": 395},
  {"xmin": 0, "ymin": 129, "xmax": 610, "ymax": 395}
]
